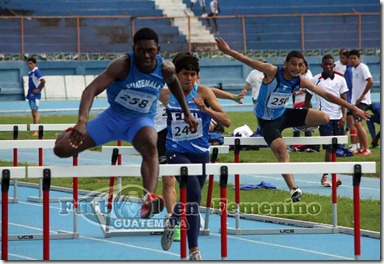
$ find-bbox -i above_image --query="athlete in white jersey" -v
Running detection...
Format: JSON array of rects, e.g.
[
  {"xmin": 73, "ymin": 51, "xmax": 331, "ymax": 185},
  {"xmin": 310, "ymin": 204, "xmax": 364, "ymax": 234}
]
[
  {"xmin": 306, "ymin": 54, "xmax": 348, "ymax": 187},
  {"xmin": 349, "ymin": 49, "xmax": 374, "ymax": 155}
]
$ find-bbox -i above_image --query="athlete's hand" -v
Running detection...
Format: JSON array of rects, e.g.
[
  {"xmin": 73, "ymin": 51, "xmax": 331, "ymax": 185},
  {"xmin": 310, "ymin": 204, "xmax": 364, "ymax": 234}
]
[
  {"xmin": 184, "ymin": 114, "xmax": 199, "ymax": 133},
  {"xmin": 352, "ymin": 105, "xmax": 370, "ymax": 121},
  {"xmin": 193, "ymin": 97, "xmax": 208, "ymax": 112},
  {"xmin": 69, "ymin": 121, "xmax": 87, "ymax": 148},
  {"xmin": 215, "ymin": 38, "xmax": 231, "ymax": 54},
  {"xmin": 235, "ymin": 92, "xmax": 244, "ymax": 104}
]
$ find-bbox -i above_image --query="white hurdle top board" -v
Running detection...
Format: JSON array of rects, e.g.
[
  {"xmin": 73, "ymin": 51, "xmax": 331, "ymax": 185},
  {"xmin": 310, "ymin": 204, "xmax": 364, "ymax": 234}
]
[
  {"xmin": 223, "ymin": 136, "xmax": 348, "ymax": 145},
  {"xmin": 26, "ymin": 162, "xmax": 376, "ymax": 179},
  {"xmin": 30, "ymin": 124, "xmax": 75, "ymax": 131},
  {"xmin": 0, "ymin": 139, "xmax": 55, "ymax": 149},
  {"xmin": 101, "ymin": 145, "xmax": 229, "ymax": 156},
  {"xmin": 0, "ymin": 124, "xmax": 28, "ymax": 131}
]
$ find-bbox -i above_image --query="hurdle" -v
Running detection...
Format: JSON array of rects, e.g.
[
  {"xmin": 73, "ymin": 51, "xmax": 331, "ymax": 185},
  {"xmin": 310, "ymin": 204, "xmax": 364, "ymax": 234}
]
[
  {"xmin": 0, "ymin": 124, "xmax": 28, "ymax": 203},
  {"xmin": 0, "ymin": 139, "xmax": 75, "ymax": 203},
  {"xmin": 98, "ymin": 145, "xmax": 229, "ymax": 237},
  {"xmin": 28, "ymin": 124, "xmax": 75, "ymax": 203},
  {"xmin": 25, "ymin": 161, "xmax": 375, "ymax": 260},
  {"xmin": 0, "ymin": 167, "xmax": 26, "ymax": 260},
  {"xmin": 223, "ymin": 136, "xmax": 348, "ymax": 235}
]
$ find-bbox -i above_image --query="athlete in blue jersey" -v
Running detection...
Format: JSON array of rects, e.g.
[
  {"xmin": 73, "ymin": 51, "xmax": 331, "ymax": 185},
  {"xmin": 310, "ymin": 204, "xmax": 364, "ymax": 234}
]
[
  {"xmin": 160, "ymin": 53, "xmax": 230, "ymax": 260},
  {"xmin": 54, "ymin": 28, "xmax": 199, "ymax": 219},
  {"xmin": 215, "ymin": 38, "xmax": 369, "ymax": 202},
  {"xmin": 27, "ymin": 57, "xmax": 46, "ymax": 136}
]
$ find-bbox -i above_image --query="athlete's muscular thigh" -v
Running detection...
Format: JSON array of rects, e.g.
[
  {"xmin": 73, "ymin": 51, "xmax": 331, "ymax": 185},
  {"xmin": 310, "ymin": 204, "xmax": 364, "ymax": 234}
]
[{"xmin": 132, "ymin": 127, "xmax": 158, "ymax": 155}]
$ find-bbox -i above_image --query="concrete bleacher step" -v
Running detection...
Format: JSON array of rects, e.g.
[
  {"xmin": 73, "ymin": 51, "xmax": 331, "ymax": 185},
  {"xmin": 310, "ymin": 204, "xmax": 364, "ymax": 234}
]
[{"xmin": 154, "ymin": 0, "xmax": 215, "ymax": 47}]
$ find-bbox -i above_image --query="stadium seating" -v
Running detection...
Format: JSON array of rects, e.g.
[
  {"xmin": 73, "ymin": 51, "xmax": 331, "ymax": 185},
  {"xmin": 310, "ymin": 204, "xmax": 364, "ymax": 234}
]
[{"xmin": 0, "ymin": 0, "xmax": 380, "ymax": 100}]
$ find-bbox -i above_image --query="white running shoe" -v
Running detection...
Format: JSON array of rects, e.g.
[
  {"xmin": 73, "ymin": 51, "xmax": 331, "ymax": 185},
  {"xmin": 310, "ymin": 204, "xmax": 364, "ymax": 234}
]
[
  {"xmin": 189, "ymin": 251, "xmax": 203, "ymax": 260},
  {"xmin": 290, "ymin": 187, "xmax": 302, "ymax": 202}
]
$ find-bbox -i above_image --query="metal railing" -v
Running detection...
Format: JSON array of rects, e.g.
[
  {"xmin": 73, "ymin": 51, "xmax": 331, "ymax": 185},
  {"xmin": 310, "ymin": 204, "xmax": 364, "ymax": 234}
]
[{"xmin": 0, "ymin": 12, "xmax": 380, "ymax": 60}]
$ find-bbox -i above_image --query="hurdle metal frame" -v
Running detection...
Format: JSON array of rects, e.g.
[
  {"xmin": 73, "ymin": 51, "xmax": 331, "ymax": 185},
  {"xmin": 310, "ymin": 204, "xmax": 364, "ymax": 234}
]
[
  {"xmin": 23, "ymin": 161, "xmax": 375, "ymax": 260},
  {"xmin": 0, "ymin": 124, "xmax": 28, "ymax": 204},
  {"xmin": 223, "ymin": 136, "xmax": 349, "ymax": 236},
  {"xmin": 95, "ymin": 145, "xmax": 229, "ymax": 237},
  {"xmin": 28, "ymin": 124, "xmax": 75, "ymax": 203}
]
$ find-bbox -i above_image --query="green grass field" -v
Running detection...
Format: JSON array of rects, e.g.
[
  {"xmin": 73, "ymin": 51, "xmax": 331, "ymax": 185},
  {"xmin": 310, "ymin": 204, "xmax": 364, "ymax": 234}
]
[{"xmin": 0, "ymin": 113, "xmax": 380, "ymax": 232}]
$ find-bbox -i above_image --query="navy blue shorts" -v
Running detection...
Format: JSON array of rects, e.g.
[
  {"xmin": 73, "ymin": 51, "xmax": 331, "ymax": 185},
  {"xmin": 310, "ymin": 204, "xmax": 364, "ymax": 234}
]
[{"xmin": 319, "ymin": 120, "xmax": 345, "ymax": 150}]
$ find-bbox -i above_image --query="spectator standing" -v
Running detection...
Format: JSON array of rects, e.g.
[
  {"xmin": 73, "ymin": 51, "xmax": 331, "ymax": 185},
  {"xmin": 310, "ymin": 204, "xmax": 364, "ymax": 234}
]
[
  {"xmin": 344, "ymin": 51, "xmax": 359, "ymax": 152},
  {"xmin": 206, "ymin": 0, "xmax": 219, "ymax": 34},
  {"xmin": 305, "ymin": 54, "xmax": 348, "ymax": 187},
  {"xmin": 190, "ymin": 0, "xmax": 207, "ymax": 16},
  {"xmin": 293, "ymin": 60, "xmax": 313, "ymax": 138},
  {"xmin": 240, "ymin": 59, "xmax": 265, "ymax": 134},
  {"xmin": 334, "ymin": 48, "xmax": 348, "ymax": 74},
  {"xmin": 366, "ymin": 102, "xmax": 380, "ymax": 148},
  {"xmin": 26, "ymin": 57, "xmax": 46, "ymax": 136},
  {"xmin": 350, "ymin": 49, "xmax": 374, "ymax": 155}
]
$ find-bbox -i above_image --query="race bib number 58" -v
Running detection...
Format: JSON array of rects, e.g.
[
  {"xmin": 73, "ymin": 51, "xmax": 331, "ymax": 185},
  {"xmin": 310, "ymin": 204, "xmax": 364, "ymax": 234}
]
[{"xmin": 115, "ymin": 89, "xmax": 156, "ymax": 113}]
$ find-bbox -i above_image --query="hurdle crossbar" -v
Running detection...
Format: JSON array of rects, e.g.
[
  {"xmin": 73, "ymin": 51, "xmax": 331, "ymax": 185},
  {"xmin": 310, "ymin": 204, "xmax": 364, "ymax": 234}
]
[
  {"xmin": 29, "ymin": 124, "xmax": 74, "ymax": 131},
  {"xmin": 223, "ymin": 135, "xmax": 348, "ymax": 145},
  {"xmin": 0, "ymin": 125, "xmax": 28, "ymax": 204},
  {"xmin": 0, "ymin": 139, "xmax": 78, "ymax": 204},
  {"xmin": 0, "ymin": 140, "xmax": 55, "ymax": 149},
  {"xmin": 101, "ymin": 145, "xmax": 229, "ymax": 156},
  {"xmin": 0, "ymin": 125, "xmax": 28, "ymax": 132},
  {"xmin": 26, "ymin": 162, "xmax": 376, "ymax": 178}
]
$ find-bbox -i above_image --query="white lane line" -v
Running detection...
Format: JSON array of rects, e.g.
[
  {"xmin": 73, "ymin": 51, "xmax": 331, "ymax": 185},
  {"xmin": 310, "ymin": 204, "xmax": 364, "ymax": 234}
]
[
  {"xmin": 211, "ymin": 233, "xmax": 354, "ymax": 260},
  {"xmin": 1, "ymin": 252, "xmax": 37, "ymax": 260},
  {"xmin": 80, "ymin": 235, "xmax": 179, "ymax": 257},
  {"xmin": 5, "ymin": 222, "xmax": 179, "ymax": 258}
]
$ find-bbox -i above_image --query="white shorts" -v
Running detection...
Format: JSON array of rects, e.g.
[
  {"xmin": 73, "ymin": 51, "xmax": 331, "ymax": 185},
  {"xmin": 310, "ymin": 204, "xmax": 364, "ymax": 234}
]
[{"xmin": 190, "ymin": 0, "xmax": 206, "ymax": 7}]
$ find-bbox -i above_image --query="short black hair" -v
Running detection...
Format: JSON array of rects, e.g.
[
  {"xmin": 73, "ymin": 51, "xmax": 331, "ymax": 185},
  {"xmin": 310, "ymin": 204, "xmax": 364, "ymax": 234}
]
[
  {"xmin": 285, "ymin": 50, "xmax": 305, "ymax": 63},
  {"xmin": 172, "ymin": 52, "xmax": 192, "ymax": 65},
  {"xmin": 322, "ymin": 54, "xmax": 334, "ymax": 62},
  {"xmin": 27, "ymin": 57, "xmax": 37, "ymax": 64},
  {"xmin": 133, "ymin": 27, "xmax": 159, "ymax": 45},
  {"xmin": 349, "ymin": 49, "xmax": 360, "ymax": 58},
  {"xmin": 173, "ymin": 53, "xmax": 200, "ymax": 74},
  {"xmin": 339, "ymin": 48, "xmax": 348, "ymax": 56}
]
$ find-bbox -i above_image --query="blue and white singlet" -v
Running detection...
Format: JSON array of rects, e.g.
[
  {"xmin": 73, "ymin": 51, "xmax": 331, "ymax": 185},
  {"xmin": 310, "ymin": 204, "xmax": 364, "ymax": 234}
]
[
  {"xmin": 166, "ymin": 84, "xmax": 211, "ymax": 154},
  {"xmin": 107, "ymin": 52, "xmax": 164, "ymax": 117},
  {"xmin": 254, "ymin": 66, "xmax": 300, "ymax": 120}
]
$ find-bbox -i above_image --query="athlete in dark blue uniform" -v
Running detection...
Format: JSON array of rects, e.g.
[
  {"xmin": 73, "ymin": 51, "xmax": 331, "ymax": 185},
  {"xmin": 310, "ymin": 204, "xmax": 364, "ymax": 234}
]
[{"xmin": 160, "ymin": 53, "xmax": 230, "ymax": 260}]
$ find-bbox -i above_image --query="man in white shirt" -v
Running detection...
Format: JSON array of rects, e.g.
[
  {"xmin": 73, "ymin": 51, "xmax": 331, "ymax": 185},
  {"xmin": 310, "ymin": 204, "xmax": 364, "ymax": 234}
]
[
  {"xmin": 241, "ymin": 58, "xmax": 265, "ymax": 133},
  {"xmin": 334, "ymin": 48, "xmax": 348, "ymax": 75},
  {"xmin": 305, "ymin": 54, "xmax": 348, "ymax": 187},
  {"xmin": 349, "ymin": 49, "xmax": 374, "ymax": 155}
]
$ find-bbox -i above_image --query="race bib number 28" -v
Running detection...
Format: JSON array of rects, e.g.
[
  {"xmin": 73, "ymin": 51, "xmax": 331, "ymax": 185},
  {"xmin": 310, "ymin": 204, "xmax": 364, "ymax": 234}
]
[{"xmin": 115, "ymin": 89, "xmax": 156, "ymax": 113}]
